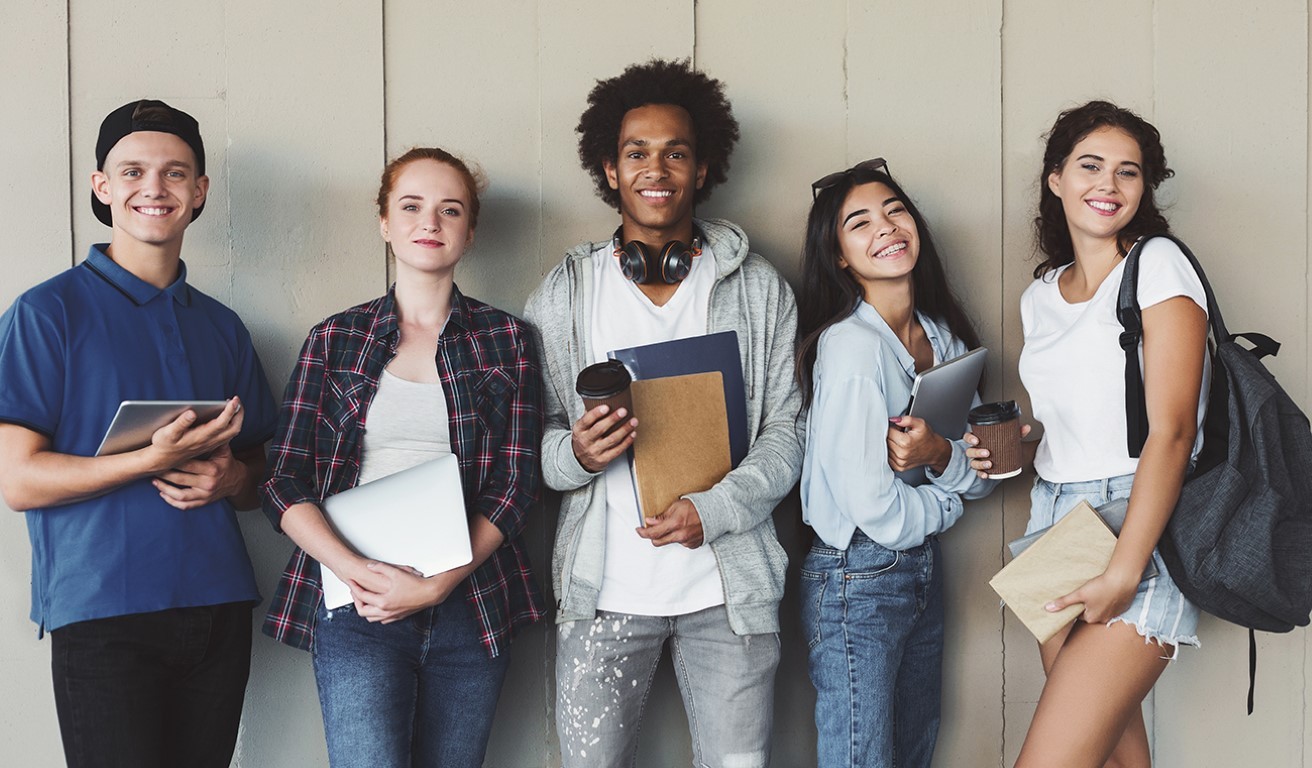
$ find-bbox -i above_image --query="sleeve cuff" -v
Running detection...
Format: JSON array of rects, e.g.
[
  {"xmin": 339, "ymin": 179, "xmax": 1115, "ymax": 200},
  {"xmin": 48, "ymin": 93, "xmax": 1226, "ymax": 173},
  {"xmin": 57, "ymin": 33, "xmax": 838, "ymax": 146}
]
[{"xmin": 927, "ymin": 439, "xmax": 971, "ymax": 491}]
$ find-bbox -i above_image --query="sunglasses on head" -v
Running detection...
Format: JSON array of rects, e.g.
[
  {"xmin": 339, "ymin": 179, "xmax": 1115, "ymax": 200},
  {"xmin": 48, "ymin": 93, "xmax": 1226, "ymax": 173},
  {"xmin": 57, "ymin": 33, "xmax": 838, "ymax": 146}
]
[{"xmin": 811, "ymin": 157, "xmax": 890, "ymax": 200}]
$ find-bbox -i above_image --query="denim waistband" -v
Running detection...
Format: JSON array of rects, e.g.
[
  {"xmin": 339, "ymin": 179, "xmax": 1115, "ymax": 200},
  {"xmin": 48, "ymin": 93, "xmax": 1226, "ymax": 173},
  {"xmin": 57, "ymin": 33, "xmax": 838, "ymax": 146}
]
[
  {"xmin": 1034, "ymin": 472, "xmax": 1136, "ymax": 496},
  {"xmin": 816, "ymin": 528, "xmax": 937, "ymax": 553}
]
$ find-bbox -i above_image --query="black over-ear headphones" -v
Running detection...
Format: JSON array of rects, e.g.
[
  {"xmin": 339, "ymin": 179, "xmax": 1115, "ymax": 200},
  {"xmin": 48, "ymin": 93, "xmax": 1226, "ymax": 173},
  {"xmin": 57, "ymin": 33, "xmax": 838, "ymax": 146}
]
[{"xmin": 612, "ymin": 227, "xmax": 703, "ymax": 285}]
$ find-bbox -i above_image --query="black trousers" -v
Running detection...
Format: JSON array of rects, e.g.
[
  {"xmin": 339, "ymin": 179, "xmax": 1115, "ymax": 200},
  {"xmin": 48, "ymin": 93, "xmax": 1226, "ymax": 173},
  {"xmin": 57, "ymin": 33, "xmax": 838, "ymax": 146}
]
[{"xmin": 50, "ymin": 602, "xmax": 253, "ymax": 768}]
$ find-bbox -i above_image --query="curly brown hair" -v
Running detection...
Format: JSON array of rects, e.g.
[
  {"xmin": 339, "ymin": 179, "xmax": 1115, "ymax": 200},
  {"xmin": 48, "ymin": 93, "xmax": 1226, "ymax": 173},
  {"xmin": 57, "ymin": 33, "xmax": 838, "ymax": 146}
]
[
  {"xmin": 576, "ymin": 59, "xmax": 740, "ymax": 210},
  {"xmin": 1033, "ymin": 101, "xmax": 1173, "ymax": 278}
]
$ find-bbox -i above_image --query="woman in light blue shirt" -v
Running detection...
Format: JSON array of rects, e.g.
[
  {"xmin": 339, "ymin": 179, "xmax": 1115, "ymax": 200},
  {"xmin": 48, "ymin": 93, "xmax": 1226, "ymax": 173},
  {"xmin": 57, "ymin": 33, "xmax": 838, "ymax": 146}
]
[{"xmin": 796, "ymin": 159, "xmax": 997, "ymax": 768}]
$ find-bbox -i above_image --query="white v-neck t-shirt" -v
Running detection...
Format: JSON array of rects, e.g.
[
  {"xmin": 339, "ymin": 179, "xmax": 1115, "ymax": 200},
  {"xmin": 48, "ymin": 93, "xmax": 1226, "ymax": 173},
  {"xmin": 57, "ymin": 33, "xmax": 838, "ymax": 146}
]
[
  {"xmin": 590, "ymin": 242, "xmax": 725, "ymax": 616},
  {"xmin": 1019, "ymin": 237, "xmax": 1210, "ymax": 482}
]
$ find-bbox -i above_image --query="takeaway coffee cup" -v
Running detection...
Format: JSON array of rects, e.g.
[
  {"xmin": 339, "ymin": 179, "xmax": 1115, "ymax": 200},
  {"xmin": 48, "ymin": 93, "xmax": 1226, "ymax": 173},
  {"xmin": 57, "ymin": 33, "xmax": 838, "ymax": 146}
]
[
  {"xmin": 968, "ymin": 401, "xmax": 1023, "ymax": 479},
  {"xmin": 576, "ymin": 360, "xmax": 634, "ymax": 432}
]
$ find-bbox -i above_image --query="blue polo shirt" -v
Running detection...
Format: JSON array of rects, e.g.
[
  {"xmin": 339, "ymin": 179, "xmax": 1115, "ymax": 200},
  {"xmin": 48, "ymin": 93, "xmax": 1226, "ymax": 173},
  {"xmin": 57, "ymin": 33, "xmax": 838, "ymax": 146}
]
[{"xmin": 0, "ymin": 245, "xmax": 278, "ymax": 633}]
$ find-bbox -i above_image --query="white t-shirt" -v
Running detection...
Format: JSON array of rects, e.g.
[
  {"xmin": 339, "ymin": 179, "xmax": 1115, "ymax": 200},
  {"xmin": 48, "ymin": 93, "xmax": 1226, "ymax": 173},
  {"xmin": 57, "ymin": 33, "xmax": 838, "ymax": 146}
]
[
  {"xmin": 1019, "ymin": 238, "xmax": 1211, "ymax": 482},
  {"xmin": 358, "ymin": 368, "xmax": 452, "ymax": 484},
  {"xmin": 590, "ymin": 241, "xmax": 725, "ymax": 616}
]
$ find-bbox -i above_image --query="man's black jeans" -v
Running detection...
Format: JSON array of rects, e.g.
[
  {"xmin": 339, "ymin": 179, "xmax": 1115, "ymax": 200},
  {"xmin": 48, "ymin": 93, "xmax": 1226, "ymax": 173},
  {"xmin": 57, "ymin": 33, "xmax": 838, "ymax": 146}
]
[{"xmin": 50, "ymin": 602, "xmax": 253, "ymax": 768}]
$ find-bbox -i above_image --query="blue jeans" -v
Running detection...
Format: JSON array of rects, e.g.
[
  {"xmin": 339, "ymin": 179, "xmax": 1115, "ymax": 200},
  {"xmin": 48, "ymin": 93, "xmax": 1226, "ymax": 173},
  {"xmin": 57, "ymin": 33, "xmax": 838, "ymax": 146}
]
[
  {"xmin": 801, "ymin": 532, "xmax": 944, "ymax": 768},
  {"xmin": 50, "ymin": 602, "xmax": 253, "ymax": 768},
  {"xmin": 311, "ymin": 597, "xmax": 510, "ymax": 768},
  {"xmin": 1030, "ymin": 474, "xmax": 1200, "ymax": 648},
  {"xmin": 555, "ymin": 605, "xmax": 780, "ymax": 768}
]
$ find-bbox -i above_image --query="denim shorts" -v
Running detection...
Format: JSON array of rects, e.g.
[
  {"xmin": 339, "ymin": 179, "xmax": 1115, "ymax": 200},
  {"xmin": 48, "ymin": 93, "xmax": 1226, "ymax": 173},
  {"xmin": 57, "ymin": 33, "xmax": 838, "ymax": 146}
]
[{"xmin": 1029, "ymin": 473, "xmax": 1200, "ymax": 650}]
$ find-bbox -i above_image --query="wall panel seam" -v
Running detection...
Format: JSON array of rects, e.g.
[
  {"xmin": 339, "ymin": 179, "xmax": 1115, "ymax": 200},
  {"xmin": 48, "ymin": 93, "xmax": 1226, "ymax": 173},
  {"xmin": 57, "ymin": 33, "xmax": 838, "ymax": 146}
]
[
  {"xmin": 996, "ymin": 1, "xmax": 1007, "ymax": 765},
  {"xmin": 64, "ymin": 0, "xmax": 74, "ymax": 268}
]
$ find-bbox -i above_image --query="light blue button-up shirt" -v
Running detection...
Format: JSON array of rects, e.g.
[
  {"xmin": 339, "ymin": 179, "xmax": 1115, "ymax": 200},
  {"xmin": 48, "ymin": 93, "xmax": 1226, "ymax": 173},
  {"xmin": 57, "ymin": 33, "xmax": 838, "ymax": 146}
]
[{"xmin": 800, "ymin": 301, "xmax": 995, "ymax": 551}]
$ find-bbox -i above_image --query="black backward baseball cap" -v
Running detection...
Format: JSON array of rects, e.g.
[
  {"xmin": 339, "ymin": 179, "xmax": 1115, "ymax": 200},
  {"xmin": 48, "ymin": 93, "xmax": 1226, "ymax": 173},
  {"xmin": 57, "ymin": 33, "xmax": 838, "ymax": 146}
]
[{"xmin": 92, "ymin": 99, "xmax": 207, "ymax": 227}]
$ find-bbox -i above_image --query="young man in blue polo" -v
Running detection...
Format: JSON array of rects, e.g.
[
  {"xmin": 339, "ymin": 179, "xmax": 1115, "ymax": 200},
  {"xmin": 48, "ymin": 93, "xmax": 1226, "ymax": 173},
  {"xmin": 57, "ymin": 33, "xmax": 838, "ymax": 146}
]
[{"xmin": 0, "ymin": 100, "xmax": 278, "ymax": 768}]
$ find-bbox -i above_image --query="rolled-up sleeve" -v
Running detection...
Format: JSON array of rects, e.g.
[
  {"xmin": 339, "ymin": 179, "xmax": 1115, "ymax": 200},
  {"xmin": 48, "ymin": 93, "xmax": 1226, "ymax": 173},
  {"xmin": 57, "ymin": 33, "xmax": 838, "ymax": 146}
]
[
  {"xmin": 805, "ymin": 369, "xmax": 961, "ymax": 551},
  {"xmin": 469, "ymin": 328, "xmax": 544, "ymax": 543},
  {"xmin": 260, "ymin": 329, "xmax": 328, "ymax": 532}
]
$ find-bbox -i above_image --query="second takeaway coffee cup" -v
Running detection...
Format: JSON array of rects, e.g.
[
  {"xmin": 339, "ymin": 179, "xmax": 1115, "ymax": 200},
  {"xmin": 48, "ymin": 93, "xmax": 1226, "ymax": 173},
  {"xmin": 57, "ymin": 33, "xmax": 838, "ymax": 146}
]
[
  {"xmin": 576, "ymin": 360, "xmax": 634, "ymax": 433},
  {"xmin": 968, "ymin": 401, "xmax": 1023, "ymax": 479}
]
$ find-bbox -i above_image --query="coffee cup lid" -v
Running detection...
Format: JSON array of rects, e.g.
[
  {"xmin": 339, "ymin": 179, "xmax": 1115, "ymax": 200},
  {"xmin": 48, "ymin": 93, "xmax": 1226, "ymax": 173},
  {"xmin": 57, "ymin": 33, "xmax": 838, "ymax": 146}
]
[
  {"xmin": 969, "ymin": 400, "xmax": 1021, "ymax": 425},
  {"xmin": 576, "ymin": 360, "xmax": 632, "ymax": 398}
]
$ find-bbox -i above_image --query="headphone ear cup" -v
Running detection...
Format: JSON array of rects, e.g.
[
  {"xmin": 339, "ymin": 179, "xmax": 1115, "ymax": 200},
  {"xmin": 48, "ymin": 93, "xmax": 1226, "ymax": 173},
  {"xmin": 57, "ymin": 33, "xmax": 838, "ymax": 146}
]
[
  {"xmin": 618, "ymin": 241, "xmax": 649, "ymax": 284},
  {"xmin": 659, "ymin": 240, "xmax": 693, "ymax": 284}
]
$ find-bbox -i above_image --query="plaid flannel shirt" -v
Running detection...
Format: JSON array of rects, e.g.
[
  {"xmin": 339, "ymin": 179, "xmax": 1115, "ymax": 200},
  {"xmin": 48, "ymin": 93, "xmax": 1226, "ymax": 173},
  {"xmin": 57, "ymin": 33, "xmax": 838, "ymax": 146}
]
[{"xmin": 260, "ymin": 287, "xmax": 545, "ymax": 657}]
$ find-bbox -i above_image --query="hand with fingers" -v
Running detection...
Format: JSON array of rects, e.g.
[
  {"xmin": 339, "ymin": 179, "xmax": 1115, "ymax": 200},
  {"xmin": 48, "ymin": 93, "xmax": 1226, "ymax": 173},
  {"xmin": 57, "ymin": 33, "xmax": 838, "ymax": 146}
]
[
  {"xmin": 348, "ymin": 560, "xmax": 461, "ymax": 624},
  {"xmin": 637, "ymin": 498, "xmax": 704, "ymax": 549},
  {"xmin": 886, "ymin": 415, "xmax": 951, "ymax": 474},
  {"xmin": 571, "ymin": 404, "xmax": 637, "ymax": 473},
  {"xmin": 965, "ymin": 423, "xmax": 1033, "ymax": 479},
  {"xmin": 153, "ymin": 443, "xmax": 248, "ymax": 509},
  {"xmin": 145, "ymin": 397, "xmax": 245, "ymax": 471},
  {"xmin": 1044, "ymin": 563, "xmax": 1141, "ymax": 624}
]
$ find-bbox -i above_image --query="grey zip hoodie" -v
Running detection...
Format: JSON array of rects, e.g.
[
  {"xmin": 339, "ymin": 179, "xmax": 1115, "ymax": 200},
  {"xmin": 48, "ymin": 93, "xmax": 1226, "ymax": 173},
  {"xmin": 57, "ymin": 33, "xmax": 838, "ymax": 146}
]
[{"xmin": 523, "ymin": 217, "xmax": 803, "ymax": 636}]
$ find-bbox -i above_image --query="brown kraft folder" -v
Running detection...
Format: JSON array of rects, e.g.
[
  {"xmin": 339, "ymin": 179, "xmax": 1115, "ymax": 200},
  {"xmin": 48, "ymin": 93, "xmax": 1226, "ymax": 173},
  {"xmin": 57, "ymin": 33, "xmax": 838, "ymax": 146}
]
[
  {"xmin": 989, "ymin": 500, "xmax": 1118, "ymax": 643},
  {"xmin": 629, "ymin": 371, "xmax": 732, "ymax": 520}
]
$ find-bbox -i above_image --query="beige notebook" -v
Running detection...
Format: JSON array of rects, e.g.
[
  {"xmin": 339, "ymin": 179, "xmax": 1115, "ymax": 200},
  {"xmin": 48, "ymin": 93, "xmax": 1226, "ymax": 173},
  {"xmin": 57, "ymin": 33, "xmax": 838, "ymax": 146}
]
[
  {"xmin": 989, "ymin": 500, "xmax": 1118, "ymax": 643},
  {"xmin": 629, "ymin": 372, "xmax": 732, "ymax": 520}
]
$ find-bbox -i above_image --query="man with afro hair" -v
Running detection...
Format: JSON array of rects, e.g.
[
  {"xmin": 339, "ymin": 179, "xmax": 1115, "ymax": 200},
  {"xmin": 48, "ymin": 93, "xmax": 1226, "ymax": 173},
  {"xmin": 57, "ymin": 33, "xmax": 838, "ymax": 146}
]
[{"xmin": 525, "ymin": 59, "xmax": 802, "ymax": 767}]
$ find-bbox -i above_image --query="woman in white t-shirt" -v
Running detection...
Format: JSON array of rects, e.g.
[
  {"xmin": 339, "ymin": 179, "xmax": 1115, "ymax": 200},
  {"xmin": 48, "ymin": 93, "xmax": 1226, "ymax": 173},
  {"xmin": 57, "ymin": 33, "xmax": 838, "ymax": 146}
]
[{"xmin": 972, "ymin": 102, "xmax": 1209, "ymax": 767}]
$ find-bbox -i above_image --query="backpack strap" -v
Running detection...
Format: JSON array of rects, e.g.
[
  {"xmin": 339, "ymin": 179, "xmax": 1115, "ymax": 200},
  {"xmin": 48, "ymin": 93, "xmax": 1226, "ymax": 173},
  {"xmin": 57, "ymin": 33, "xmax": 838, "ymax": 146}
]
[{"xmin": 1115, "ymin": 234, "xmax": 1234, "ymax": 457}]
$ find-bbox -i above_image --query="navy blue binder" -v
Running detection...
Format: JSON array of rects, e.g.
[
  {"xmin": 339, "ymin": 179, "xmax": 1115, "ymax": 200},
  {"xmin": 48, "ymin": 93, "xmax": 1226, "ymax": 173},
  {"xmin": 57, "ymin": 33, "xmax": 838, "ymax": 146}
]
[{"xmin": 608, "ymin": 330, "xmax": 748, "ymax": 467}]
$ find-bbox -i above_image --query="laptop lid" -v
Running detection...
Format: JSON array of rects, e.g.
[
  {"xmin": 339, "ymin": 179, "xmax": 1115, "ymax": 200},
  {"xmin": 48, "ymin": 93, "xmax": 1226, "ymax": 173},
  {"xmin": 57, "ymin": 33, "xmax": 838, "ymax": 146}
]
[{"xmin": 318, "ymin": 453, "xmax": 471, "ymax": 610}]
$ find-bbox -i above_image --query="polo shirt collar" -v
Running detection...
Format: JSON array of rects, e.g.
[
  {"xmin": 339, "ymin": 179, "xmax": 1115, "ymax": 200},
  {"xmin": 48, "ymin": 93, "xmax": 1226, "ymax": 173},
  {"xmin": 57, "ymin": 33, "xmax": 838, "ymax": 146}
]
[
  {"xmin": 854, "ymin": 300, "xmax": 950, "ymax": 376},
  {"xmin": 85, "ymin": 244, "xmax": 193, "ymax": 307}
]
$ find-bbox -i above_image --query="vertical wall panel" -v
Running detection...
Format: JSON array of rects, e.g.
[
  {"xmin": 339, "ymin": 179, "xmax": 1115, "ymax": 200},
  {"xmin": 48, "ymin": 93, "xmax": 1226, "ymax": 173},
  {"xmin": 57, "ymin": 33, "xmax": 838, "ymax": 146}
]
[
  {"xmin": 223, "ymin": 3, "xmax": 385, "ymax": 766},
  {"xmin": 536, "ymin": 0, "xmax": 692, "ymax": 278},
  {"xmin": 537, "ymin": 5, "xmax": 692, "ymax": 765},
  {"xmin": 999, "ymin": 1, "xmax": 1155, "ymax": 763},
  {"xmin": 1152, "ymin": 1, "xmax": 1308, "ymax": 766},
  {"xmin": 383, "ymin": 2, "xmax": 552, "ymax": 765},
  {"xmin": 695, "ymin": 3, "xmax": 846, "ymax": 765},
  {"xmin": 844, "ymin": 1, "xmax": 1006, "ymax": 763},
  {"xmin": 68, "ymin": 1, "xmax": 231, "ymax": 286},
  {"xmin": 385, "ymin": 0, "xmax": 544, "ymax": 317},
  {"xmin": 0, "ymin": 1, "xmax": 70, "ymax": 762}
]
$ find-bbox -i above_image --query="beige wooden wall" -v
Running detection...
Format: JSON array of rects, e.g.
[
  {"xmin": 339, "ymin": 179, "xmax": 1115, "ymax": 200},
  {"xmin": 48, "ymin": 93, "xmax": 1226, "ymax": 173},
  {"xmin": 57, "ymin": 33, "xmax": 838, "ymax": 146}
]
[{"xmin": 2, "ymin": 1, "xmax": 1309, "ymax": 765}]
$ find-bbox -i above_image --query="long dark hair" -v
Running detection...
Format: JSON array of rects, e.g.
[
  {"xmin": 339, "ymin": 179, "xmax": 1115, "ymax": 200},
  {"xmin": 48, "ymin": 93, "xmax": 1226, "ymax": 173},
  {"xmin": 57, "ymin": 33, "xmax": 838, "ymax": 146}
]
[
  {"xmin": 796, "ymin": 167, "xmax": 980, "ymax": 409},
  {"xmin": 1033, "ymin": 100, "xmax": 1173, "ymax": 278}
]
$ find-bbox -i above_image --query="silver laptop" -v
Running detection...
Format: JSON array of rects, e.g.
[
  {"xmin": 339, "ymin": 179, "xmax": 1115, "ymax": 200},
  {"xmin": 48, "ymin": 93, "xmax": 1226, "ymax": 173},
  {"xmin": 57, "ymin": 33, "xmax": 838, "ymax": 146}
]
[
  {"xmin": 896, "ymin": 347, "xmax": 988, "ymax": 486},
  {"xmin": 319, "ymin": 453, "xmax": 472, "ymax": 610}
]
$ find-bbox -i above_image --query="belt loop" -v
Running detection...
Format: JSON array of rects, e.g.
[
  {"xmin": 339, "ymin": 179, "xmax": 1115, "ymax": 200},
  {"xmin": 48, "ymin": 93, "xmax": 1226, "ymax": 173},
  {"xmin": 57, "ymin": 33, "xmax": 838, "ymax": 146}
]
[{"xmin": 1100, "ymin": 476, "xmax": 1111, "ymax": 501}]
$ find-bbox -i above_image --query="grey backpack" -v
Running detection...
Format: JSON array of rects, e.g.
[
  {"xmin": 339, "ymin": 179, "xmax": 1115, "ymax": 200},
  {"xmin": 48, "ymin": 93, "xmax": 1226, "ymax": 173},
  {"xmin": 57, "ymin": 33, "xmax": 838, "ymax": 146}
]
[{"xmin": 1117, "ymin": 234, "xmax": 1312, "ymax": 710}]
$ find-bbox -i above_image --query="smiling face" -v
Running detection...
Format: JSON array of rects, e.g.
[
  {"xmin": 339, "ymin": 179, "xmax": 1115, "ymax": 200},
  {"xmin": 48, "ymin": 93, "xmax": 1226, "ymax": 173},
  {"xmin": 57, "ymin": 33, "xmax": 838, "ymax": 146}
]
[
  {"xmin": 91, "ymin": 131, "xmax": 207, "ymax": 251},
  {"xmin": 836, "ymin": 181, "xmax": 921, "ymax": 293},
  {"xmin": 380, "ymin": 158, "xmax": 474, "ymax": 279},
  {"xmin": 1047, "ymin": 125, "xmax": 1145, "ymax": 249},
  {"xmin": 604, "ymin": 103, "xmax": 708, "ymax": 245}
]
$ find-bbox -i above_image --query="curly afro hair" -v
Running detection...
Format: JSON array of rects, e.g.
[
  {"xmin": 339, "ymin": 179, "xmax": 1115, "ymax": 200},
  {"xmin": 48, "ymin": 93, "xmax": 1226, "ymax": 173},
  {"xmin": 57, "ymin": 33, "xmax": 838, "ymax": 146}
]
[{"xmin": 577, "ymin": 58, "xmax": 740, "ymax": 210}]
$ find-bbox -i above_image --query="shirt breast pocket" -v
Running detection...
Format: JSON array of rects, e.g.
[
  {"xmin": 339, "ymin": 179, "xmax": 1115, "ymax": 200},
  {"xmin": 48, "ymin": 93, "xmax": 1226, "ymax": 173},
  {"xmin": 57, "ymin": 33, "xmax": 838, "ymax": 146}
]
[
  {"xmin": 473, "ymin": 366, "xmax": 517, "ymax": 435},
  {"xmin": 319, "ymin": 371, "xmax": 366, "ymax": 436}
]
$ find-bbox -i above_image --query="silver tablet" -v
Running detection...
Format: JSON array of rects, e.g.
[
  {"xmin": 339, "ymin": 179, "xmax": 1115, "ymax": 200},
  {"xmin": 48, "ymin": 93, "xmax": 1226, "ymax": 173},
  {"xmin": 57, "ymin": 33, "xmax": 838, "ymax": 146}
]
[
  {"xmin": 95, "ymin": 400, "xmax": 228, "ymax": 456},
  {"xmin": 895, "ymin": 348, "xmax": 988, "ymax": 486},
  {"xmin": 905, "ymin": 347, "xmax": 988, "ymax": 440}
]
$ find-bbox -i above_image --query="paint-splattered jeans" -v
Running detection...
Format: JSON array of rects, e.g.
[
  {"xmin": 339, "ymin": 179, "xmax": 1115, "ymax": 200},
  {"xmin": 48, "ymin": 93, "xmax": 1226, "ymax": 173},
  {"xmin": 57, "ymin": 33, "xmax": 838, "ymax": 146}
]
[{"xmin": 555, "ymin": 605, "xmax": 780, "ymax": 768}]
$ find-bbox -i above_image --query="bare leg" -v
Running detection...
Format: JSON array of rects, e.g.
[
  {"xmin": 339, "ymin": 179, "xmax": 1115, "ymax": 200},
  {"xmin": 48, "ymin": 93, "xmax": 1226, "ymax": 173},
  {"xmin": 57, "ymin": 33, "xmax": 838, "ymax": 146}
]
[{"xmin": 1017, "ymin": 621, "xmax": 1169, "ymax": 768}]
